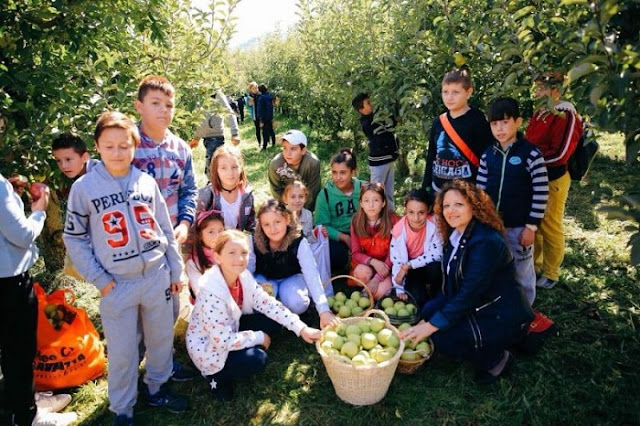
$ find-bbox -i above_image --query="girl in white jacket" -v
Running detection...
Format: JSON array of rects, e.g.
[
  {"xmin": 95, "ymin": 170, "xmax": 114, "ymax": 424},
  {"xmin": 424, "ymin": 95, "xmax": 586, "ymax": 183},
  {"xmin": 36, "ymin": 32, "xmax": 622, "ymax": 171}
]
[
  {"xmin": 186, "ymin": 230, "xmax": 321, "ymax": 401},
  {"xmin": 390, "ymin": 189, "xmax": 443, "ymax": 307}
]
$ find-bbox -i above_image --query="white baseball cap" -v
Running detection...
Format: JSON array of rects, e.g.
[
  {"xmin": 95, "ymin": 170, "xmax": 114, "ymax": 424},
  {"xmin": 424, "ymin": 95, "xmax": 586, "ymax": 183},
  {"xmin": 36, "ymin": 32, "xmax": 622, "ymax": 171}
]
[{"xmin": 281, "ymin": 129, "xmax": 307, "ymax": 147}]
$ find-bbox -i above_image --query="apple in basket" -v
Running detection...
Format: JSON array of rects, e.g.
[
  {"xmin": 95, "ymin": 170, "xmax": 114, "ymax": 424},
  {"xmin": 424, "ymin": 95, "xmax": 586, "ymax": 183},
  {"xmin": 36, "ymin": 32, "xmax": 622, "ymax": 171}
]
[{"xmin": 380, "ymin": 297, "xmax": 394, "ymax": 309}]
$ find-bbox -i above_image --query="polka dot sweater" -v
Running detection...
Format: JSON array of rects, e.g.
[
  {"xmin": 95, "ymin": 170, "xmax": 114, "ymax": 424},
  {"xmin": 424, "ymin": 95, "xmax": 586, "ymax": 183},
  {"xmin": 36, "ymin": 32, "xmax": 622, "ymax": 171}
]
[{"xmin": 186, "ymin": 265, "xmax": 306, "ymax": 376}]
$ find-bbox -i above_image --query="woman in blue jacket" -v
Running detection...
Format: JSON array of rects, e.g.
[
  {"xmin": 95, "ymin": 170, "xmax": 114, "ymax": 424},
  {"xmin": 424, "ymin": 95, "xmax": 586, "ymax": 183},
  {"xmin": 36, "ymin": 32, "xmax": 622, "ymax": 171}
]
[{"xmin": 401, "ymin": 179, "xmax": 533, "ymax": 384}]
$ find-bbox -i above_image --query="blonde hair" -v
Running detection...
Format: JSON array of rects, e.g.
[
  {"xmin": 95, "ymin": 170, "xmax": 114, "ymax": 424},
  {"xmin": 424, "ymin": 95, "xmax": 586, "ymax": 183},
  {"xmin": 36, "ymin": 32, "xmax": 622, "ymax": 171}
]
[
  {"xmin": 248, "ymin": 81, "xmax": 258, "ymax": 92},
  {"xmin": 94, "ymin": 111, "xmax": 141, "ymax": 148},
  {"xmin": 210, "ymin": 145, "xmax": 249, "ymax": 191},
  {"xmin": 212, "ymin": 229, "xmax": 249, "ymax": 254},
  {"xmin": 282, "ymin": 180, "xmax": 309, "ymax": 203}
]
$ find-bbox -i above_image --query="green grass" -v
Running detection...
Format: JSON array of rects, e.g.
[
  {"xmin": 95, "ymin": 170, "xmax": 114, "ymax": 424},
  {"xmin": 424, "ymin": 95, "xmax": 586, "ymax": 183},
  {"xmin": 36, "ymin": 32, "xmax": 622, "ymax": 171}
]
[{"xmin": 5, "ymin": 118, "xmax": 638, "ymax": 425}]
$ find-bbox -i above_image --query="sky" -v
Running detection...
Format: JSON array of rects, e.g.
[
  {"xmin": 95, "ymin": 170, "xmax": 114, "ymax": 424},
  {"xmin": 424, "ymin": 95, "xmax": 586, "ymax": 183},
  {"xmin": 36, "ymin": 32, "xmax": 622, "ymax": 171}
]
[{"xmin": 193, "ymin": 0, "xmax": 300, "ymax": 48}]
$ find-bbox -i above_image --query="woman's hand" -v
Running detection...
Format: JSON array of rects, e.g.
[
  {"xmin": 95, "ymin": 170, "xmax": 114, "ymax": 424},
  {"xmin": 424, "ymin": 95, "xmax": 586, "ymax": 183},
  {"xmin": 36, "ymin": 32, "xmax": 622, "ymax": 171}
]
[
  {"xmin": 370, "ymin": 259, "xmax": 390, "ymax": 277},
  {"xmin": 319, "ymin": 311, "xmax": 340, "ymax": 329},
  {"xmin": 300, "ymin": 326, "xmax": 322, "ymax": 343},
  {"xmin": 366, "ymin": 277, "xmax": 380, "ymax": 296},
  {"xmin": 170, "ymin": 282, "xmax": 183, "ymax": 294},
  {"xmin": 338, "ymin": 232, "xmax": 351, "ymax": 246},
  {"xmin": 519, "ymin": 227, "xmax": 535, "ymax": 247},
  {"xmin": 399, "ymin": 320, "xmax": 438, "ymax": 343},
  {"xmin": 396, "ymin": 292, "xmax": 408, "ymax": 301}
]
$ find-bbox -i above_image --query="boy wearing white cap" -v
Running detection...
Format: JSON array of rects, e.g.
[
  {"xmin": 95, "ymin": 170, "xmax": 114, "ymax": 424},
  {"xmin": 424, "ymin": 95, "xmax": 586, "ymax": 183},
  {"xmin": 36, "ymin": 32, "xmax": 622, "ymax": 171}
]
[{"xmin": 268, "ymin": 129, "xmax": 321, "ymax": 211}]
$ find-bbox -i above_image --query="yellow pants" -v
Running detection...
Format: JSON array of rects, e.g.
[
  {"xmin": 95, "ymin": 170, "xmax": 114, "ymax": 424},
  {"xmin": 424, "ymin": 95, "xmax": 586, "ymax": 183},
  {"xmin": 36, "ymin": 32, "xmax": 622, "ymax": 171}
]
[{"xmin": 534, "ymin": 172, "xmax": 570, "ymax": 281}]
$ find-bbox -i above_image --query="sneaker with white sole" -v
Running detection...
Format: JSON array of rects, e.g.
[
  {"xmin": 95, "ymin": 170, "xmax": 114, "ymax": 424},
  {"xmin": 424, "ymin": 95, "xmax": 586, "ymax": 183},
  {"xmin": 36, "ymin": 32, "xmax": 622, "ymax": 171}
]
[
  {"xmin": 32, "ymin": 409, "xmax": 77, "ymax": 426},
  {"xmin": 536, "ymin": 277, "xmax": 557, "ymax": 289},
  {"xmin": 35, "ymin": 392, "xmax": 72, "ymax": 413}
]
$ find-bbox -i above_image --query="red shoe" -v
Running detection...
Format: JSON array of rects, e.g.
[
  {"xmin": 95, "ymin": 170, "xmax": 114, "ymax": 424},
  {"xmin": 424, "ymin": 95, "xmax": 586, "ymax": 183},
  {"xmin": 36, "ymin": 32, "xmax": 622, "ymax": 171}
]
[{"xmin": 528, "ymin": 310, "xmax": 557, "ymax": 335}]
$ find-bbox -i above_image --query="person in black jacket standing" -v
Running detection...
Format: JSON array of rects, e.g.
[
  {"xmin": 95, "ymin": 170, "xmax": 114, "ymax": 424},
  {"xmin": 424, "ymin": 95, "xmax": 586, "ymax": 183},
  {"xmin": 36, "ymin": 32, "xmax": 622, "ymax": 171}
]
[
  {"xmin": 400, "ymin": 179, "xmax": 534, "ymax": 384},
  {"xmin": 352, "ymin": 93, "xmax": 399, "ymax": 210}
]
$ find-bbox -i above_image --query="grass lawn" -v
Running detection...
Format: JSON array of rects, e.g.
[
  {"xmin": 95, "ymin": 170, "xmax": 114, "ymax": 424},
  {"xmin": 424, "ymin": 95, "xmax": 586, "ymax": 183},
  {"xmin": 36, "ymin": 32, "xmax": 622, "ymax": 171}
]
[{"xmin": 4, "ymin": 116, "xmax": 638, "ymax": 425}]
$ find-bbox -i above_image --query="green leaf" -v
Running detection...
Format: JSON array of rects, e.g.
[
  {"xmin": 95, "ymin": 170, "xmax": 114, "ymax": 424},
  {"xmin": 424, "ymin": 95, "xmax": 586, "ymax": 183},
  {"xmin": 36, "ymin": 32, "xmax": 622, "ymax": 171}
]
[{"xmin": 567, "ymin": 63, "xmax": 598, "ymax": 82}]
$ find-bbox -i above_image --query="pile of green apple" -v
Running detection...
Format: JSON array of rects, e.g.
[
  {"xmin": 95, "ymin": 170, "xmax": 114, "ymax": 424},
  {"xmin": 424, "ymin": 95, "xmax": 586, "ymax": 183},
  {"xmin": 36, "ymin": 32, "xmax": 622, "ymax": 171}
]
[
  {"xmin": 379, "ymin": 297, "xmax": 417, "ymax": 319},
  {"xmin": 396, "ymin": 322, "xmax": 433, "ymax": 361},
  {"xmin": 327, "ymin": 291, "xmax": 371, "ymax": 318},
  {"xmin": 318, "ymin": 317, "xmax": 401, "ymax": 366}
]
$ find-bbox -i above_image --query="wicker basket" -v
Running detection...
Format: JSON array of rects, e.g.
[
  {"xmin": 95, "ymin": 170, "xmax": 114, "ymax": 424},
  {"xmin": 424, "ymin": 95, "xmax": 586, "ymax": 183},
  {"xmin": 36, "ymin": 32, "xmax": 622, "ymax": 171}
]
[
  {"xmin": 375, "ymin": 289, "xmax": 421, "ymax": 325},
  {"xmin": 325, "ymin": 275, "xmax": 374, "ymax": 317},
  {"xmin": 396, "ymin": 338, "xmax": 434, "ymax": 375},
  {"xmin": 316, "ymin": 309, "xmax": 405, "ymax": 405}
]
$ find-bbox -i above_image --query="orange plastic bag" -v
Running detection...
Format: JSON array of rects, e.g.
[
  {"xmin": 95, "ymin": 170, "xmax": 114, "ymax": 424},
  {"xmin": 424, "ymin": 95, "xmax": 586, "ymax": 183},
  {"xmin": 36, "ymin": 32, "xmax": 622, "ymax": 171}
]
[{"xmin": 33, "ymin": 283, "xmax": 106, "ymax": 391}]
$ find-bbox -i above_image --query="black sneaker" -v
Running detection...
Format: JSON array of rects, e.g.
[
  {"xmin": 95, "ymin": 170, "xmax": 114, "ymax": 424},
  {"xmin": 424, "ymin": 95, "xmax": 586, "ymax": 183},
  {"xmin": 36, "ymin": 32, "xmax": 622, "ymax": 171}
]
[
  {"xmin": 145, "ymin": 383, "xmax": 188, "ymax": 414},
  {"xmin": 474, "ymin": 352, "xmax": 513, "ymax": 385},
  {"xmin": 171, "ymin": 360, "xmax": 195, "ymax": 382},
  {"xmin": 210, "ymin": 380, "xmax": 234, "ymax": 402}
]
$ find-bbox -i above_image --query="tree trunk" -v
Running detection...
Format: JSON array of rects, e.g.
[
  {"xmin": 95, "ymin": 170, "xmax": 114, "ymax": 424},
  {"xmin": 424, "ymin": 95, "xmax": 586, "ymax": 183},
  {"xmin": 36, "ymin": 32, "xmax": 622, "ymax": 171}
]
[
  {"xmin": 40, "ymin": 191, "xmax": 65, "ymax": 272},
  {"xmin": 396, "ymin": 148, "xmax": 410, "ymax": 178}
]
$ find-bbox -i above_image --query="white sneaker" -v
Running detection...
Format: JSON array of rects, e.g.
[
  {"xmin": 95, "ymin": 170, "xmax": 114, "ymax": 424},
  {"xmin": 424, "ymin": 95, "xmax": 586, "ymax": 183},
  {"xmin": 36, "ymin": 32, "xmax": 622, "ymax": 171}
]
[
  {"xmin": 35, "ymin": 392, "xmax": 72, "ymax": 413},
  {"xmin": 32, "ymin": 409, "xmax": 77, "ymax": 426}
]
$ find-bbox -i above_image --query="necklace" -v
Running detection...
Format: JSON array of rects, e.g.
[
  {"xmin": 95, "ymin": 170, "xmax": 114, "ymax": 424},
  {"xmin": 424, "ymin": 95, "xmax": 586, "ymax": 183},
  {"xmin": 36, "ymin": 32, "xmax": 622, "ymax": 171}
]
[{"xmin": 220, "ymin": 185, "xmax": 236, "ymax": 194}]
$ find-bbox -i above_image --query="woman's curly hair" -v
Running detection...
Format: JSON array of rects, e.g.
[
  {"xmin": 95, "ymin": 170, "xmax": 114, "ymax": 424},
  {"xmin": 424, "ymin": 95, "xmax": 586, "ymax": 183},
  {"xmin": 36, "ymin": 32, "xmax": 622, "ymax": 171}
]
[{"xmin": 434, "ymin": 179, "xmax": 505, "ymax": 241}]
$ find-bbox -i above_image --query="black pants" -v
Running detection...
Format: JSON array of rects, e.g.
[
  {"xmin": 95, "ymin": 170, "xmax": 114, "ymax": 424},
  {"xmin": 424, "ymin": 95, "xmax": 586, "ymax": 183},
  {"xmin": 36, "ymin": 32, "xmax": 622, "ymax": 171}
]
[
  {"xmin": 329, "ymin": 239, "xmax": 350, "ymax": 274},
  {"xmin": 261, "ymin": 120, "xmax": 276, "ymax": 148},
  {"xmin": 253, "ymin": 120, "xmax": 262, "ymax": 145},
  {"xmin": 238, "ymin": 107, "xmax": 244, "ymax": 122},
  {"xmin": 0, "ymin": 272, "xmax": 37, "ymax": 425},
  {"xmin": 405, "ymin": 261, "xmax": 442, "ymax": 308}
]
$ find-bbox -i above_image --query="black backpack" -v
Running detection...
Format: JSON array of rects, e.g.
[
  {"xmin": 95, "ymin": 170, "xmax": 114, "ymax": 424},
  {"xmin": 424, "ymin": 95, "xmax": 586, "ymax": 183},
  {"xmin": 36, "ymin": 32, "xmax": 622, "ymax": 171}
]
[{"xmin": 568, "ymin": 124, "xmax": 599, "ymax": 181}]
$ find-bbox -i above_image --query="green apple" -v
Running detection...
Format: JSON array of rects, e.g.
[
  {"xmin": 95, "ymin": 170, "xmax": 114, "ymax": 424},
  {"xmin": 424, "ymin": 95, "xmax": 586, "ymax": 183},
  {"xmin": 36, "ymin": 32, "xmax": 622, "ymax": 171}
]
[
  {"xmin": 321, "ymin": 340, "xmax": 333, "ymax": 354},
  {"xmin": 386, "ymin": 334, "xmax": 400, "ymax": 349},
  {"xmin": 351, "ymin": 306, "xmax": 363, "ymax": 316},
  {"xmin": 338, "ymin": 305, "xmax": 352, "ymax": 318},
  {"xmin": 401, "ymin": 350, "xmax": 421, "ymax": 361},
  {"xmin": 336, "ymin": 323, "xmax": 348, "ymax": 336},
  {"xmin": 406, "ymin": 303, "xmax": 417, "ymax": 313},
  {"xmin": 357, "ymin": 320, "xmax": 371, "ymax": 333},
  {"xmin": 397, "ymin": 308, "xmax": 410, "ymax": 317},
  {"xmin": 331, "ymin": 335, "xmax": 345, "ymax": 350},
  {"xmin": 341, "ymin": 341, "xmax": 359, "ymax": 359},
  {"xmin": 333, "ymin": 300, "xmax": 344, "ymax": 312},
  {"xmin": 373, "ymin": 348, "xmax": 395, "ymax": 363},
  {"xmin": 347, "ymin": 334, "xmax": 361, "ymax": 346},
  {"xmin": 377, "ymin": 328, "xmax": 393, "ymax": 346},
  {"xmin": 345, "ymin": 299, "xmax": 357, "ymax": 309},
  {"xmin": 357, "ymin": 350, "xmax": 371, "ymax": 359},
  {"xmin": 406, "ymin": 338, "xmax": 417, "ymax": 350},
  {"xmin": 327, "ymin": 296, "xmax": 335, "ymax": 308},
  {"xmin": 369, "ymin": 317, "xmax": 385, "ymax": 333},
  {"xmin": 358, "ymin": 297, "xmax": 371, "ymax": 309},
  {"xmin": 346, "ymin": 324, "xmax": 361, "ymax": 336},
  {"xmin": 397, "ymin": 323, "xmax": 411, "ymax": 332},
  {"xmin": 361, "ymin": 333, "xmax": 378, "ymax": 350},
  {"xmin": 394, "ymin": 301, "xmax": 406, "ymax": 311},
  {"xmin": 324, "ymin": 330, "xmax": 338, "ymax": 342},
  {"xmin": 350, "ymin": 291, "xmax": 361, "ymax": 301},
  {"xmin": 380, "ymin": 297, "xmax": 394, "ymax": 309},
  {"xmin": 351, "ymin": 354, "xmax": 367, "ymax": 366},
  {"xmin": 335, "ymin": 292, "xmax": 347, "ymax": 302},
  {"xmin": 416, "ymin": 341, "xmax": 431, "ymax": 355},
  {"xmin": 384, "ymin": 307, "xmax": 397, "ymax": 316}
]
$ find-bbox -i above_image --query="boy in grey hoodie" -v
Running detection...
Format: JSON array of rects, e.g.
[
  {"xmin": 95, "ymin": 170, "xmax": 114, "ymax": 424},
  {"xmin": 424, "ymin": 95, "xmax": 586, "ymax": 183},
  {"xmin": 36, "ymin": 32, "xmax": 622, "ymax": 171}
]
[{"xmin": 63, "ymin": 111, "xmax": 187, "ymax": 424}]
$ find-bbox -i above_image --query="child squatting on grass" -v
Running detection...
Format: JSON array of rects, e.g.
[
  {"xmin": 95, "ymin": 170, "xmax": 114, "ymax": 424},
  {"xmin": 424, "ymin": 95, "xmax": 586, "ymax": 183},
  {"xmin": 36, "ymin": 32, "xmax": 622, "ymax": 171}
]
[
  {"xmin": 63, "ymin": 111, "xmax": 188, "ymax": 424},
  {"xmin": 390, "ymin": 189, "xmax": 443, "ymax": 308},
  {"xmin": 250, "ymin": 199, "xmax": 339, "ymax": 329},
  {"xmin": 186, "ymin": 209, "xmax": 225, "ymax": 303},
  {"xmin": 186, "ymin": 229, "xmax": 322, "ymax": 401},
  {"xmin": 349, "ymin": 182, "xmax": 399, "ymax": 300}
]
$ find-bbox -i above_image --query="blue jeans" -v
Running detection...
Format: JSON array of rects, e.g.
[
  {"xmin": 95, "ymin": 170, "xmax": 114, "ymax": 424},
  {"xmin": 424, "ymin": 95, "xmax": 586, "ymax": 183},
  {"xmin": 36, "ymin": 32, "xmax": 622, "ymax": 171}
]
[
  {"xmin": 203, "ymin": 136, "xmax": 225, "ymax": 179},
  {"xmin": 254, "ymin": 273, "xmax": 311, "ymax": 314}
]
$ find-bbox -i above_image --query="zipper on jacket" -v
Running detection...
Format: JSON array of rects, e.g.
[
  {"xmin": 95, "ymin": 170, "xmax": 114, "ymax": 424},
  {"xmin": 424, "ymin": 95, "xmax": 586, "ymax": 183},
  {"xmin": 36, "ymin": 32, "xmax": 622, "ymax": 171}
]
[
  {"xmin": 495, "ymin": 145, "xmax": 509, "ymax": 211},
  {"xmin": 469, "ymin": 313, "xmax": 483, "ymax": 349},
  {"xmin": 467, "ymin": 316, "xmax": 479, "ymax": 350},
  {"xmin": 476, "ymin": 295, "xmax": 501, "ymax": 312}
]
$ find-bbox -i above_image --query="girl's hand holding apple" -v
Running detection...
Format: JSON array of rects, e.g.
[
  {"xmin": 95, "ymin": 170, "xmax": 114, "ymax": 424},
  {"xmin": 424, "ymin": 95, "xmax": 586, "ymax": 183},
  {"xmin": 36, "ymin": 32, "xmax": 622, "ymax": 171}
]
[{"xmin": 319, "ymin": 311, "xmax": 340, "ymax": 329}]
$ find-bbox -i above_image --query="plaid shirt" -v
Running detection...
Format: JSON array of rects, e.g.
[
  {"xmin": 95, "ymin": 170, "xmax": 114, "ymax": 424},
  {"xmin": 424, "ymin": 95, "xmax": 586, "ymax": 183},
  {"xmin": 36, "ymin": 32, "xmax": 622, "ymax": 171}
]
[{"xmin": 133, "ymin": 128, "xmax": 197, "ymax": 227}]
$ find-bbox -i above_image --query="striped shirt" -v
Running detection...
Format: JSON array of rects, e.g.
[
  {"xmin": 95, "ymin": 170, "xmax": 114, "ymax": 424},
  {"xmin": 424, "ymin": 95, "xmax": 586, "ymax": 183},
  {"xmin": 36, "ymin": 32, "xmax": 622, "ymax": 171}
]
[
  {"xmin": 477, "ymin": 137, "xmax": 549, "ymax": 227},
  {"xmin": 132, "ymin": 128, "xmax": 197, "ymax": 227}
]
